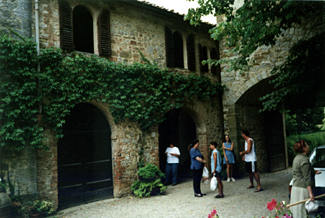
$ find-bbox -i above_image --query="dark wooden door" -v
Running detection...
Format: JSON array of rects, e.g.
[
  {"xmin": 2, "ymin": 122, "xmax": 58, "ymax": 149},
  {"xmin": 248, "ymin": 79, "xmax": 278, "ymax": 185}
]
[
  {"xmin": 264, "ymin": 111, "xmax": 286, "ymax": 172},
  {"xmin": 58, "ymin": 103, "xmax": 113, "ymax": 208}
]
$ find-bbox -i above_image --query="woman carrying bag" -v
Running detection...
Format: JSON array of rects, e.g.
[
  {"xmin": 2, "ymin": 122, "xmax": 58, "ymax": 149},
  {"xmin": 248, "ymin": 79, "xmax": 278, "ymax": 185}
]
[
  {"xmin": 210, "ymin": 142, "xmax": 224, "ymax": 198},
  {"xmin": 290, "ymin": 140, "xmax": 315, "ymax": 218}
]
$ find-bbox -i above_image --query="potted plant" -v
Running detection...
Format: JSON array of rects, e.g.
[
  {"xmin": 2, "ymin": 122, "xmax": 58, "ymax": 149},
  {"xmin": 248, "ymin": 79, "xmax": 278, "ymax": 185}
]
[
  {"xmin": 11, "ymin": 195, "xmax": 55, "ymax": 218},
  {"xmin": 29, "ymin": 200, "xmax": 55, "ymax": 217}
]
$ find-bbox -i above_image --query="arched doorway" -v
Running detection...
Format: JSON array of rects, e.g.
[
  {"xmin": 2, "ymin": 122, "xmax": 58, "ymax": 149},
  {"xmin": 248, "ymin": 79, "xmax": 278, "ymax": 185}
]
[
  {"xmin": 58, "ymin": 103, "xmax": 113, "ymax": 208},
  {"xmin": 235, "ymin": 78, "xmax": 286, "ymax": 172},
  {"xmin": 159, "ymin": 109, "xmax": 196, "ymax": 180}
]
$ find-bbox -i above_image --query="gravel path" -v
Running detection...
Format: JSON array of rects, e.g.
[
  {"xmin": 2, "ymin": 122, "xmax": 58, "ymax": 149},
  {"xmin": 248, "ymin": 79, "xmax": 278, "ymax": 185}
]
[{"xmin": 54, "ymin": 169, "xmax": 291, "ymax": 218}]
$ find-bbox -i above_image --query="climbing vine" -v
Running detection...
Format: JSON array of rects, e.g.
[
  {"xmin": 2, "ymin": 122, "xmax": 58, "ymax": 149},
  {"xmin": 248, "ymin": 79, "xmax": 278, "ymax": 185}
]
[{"xmin": 0, "ymin": 34, "xmax": 222, "ymax": 151}]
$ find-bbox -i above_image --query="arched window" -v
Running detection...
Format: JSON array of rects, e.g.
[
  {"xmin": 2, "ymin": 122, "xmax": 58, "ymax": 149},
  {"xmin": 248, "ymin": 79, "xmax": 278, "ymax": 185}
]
[
  {"xmin": 59, "ymin": 0, "xmax": 73, "ymax": 51},
  {"xmin": 165, "ymin": 27, "xmax": 174, "ymax": 68},
  {"xmin": 173, "ymin": 31, "xmax": 184, "ymax": 68},
  {"xmin": 97, "ymin": 10, "xmax": 111, "ymax": 58},
  {"xmin": 186, "ymin": 34, "xmax": 196, "ymax": 72},
  {"xmin": 73, "ymin": 5, "xmax": 94, "ymax": 53},
  {"xmin": 199, "ymin": 44, "xmax": 208, "ymax": 73}
]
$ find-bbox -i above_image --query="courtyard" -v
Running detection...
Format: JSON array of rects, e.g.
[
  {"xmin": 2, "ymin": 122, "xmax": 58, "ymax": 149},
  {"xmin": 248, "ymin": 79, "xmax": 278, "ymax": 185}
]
[{"xmin": 54, "ymin": 169, "xmax": 291, "ymax": 218}]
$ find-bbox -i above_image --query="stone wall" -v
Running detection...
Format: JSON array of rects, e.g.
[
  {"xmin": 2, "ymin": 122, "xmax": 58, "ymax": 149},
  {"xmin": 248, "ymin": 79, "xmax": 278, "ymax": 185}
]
[
  {"xmin": 0, "ymin": 0, "xmax": 37, "ymax": 200},
  {"xmin": 0, "ymin": 0, "xmax": 32, "ymax": 37},
  {"xmin": 110, "ymin": 4, "xmax": 166, "ymax": 66},
  {"xmin": 221, "ymin": 21, "xmax": 325, "ymax": 126},
  {"xmin": 36, "ymin": 0, "xmax": 60, "ymax": 48},
  {"xmin": 220, "ymin": 19, "xmax": 324, "ymax": 174},
  {"xmin": 36, "ymin": 130, "xmax": 58, "ymax": 209},
  {"xmin": 111, "ymin": 122, "xmax": 142, "ymax": 197},
  {"xmin": 0, "ymin": 147, "xmax": 37, "ymax": 196}
]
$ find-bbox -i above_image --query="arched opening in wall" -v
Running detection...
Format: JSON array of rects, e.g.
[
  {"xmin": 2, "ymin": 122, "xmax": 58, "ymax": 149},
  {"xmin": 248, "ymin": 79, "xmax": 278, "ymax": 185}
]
[
  {"xmin": 58, "ymin": 103, "xmax": 112, "ymax": 208},
  {"xmin": 173, "ymin": 31, "xmax": 184, "ymax": 68},
  {"xmin": 199, "ymin": 44, "xmax": 208, "ymax": 73},
  {"xmin": 235, "ymin": 78, "xmax": 286, "ymax": 172},
  {"xmin": 73, "ymin": 5, "xmax": 94, "ymax": 53},
  {"xmin": 187, "ymin": 34, "xmax": 196, "ymax": 72},
  {"xmin": 158, "ymin": 109, "xmax": 196, "ymax": 180},
  {"xmin": 165, "ymin": 27, "xmax": 174, "ymax": 68}
]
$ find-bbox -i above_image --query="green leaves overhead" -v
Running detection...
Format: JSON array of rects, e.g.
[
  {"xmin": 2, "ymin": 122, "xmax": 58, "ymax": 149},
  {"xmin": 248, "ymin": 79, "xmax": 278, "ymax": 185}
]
[
  {"xmin": 186, "ymin": 0, "xmax": 324, "ymax": 111},
  {"xmin": 0, "ymin": 34, "xmax": 222, "ymax": 150},
  {"xmin": 186, "ymin": 0, "xmax": 323, "ymax": 72}
]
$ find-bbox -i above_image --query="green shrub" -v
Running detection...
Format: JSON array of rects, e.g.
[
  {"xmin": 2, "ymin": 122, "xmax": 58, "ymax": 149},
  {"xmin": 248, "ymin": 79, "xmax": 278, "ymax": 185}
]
[
  {"xmin": 11, "ymin": 195, "xmax": 55, "ymax": 218},
  {"xmin": 287, "ymin": 131, "xmax": 325, "ymax": 165},
  {"xmin": 131, "ymin": 164, "xmax": 167, "ymax": 198}
]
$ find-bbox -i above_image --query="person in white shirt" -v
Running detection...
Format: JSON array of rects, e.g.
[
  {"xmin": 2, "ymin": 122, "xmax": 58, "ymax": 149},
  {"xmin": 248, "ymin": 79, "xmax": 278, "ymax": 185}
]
[
  {"xmin": 165, "ymin": 143, "xmax": 180, "ymax": 186},
  {"xmin": 239, "ymin": 129, "xmax": 263, "ymax": 192}
]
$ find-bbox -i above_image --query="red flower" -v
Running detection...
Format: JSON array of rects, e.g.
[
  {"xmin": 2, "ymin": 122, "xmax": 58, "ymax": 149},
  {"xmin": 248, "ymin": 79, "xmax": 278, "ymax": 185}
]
[{"xmin": 267, "ymin": 199, "xmax": 277, "ymax": 211}]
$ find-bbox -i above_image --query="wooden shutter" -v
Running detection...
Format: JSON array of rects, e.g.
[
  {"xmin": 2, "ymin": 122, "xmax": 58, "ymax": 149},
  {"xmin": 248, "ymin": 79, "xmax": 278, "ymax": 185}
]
[
  {"xmin": 165, "ymin": 27, "xmax": 175, "ymax": 68},
  {"xmin": 187, "ymin": 35, "xmax": 196, "ymax": 72},
  {"xmin": 98, "ymin": 10, "xmax": 111, "ymax": 58},
  {"xmin": 59, "ymin": 0, "xmax": 73, "ymax": 51}
]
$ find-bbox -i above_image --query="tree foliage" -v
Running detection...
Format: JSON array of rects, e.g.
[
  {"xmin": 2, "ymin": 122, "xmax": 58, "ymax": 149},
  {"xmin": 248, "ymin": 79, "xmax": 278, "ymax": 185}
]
[
  {"xmin": 186, "ymin": 0, "xmax": 325, "ymax": 111},
  {"xmin": 186, "ymin": 0, "xmax": 323, "ymax": 71},
  {"xmin": 0, "ymin": 34, "xmax": 222, "ymax": 151}
]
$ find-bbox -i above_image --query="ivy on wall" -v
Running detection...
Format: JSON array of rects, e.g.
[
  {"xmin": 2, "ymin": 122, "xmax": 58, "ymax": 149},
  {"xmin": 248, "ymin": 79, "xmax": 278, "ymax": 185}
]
[{"xmin": 0, "ymin": 34, "xmax": 222, "ymax": 151}]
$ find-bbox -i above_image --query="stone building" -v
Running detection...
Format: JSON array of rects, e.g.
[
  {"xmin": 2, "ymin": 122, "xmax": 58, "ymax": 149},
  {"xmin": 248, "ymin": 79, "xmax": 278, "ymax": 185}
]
[
  {"xmin": 0, "ymin": 0, "xmax": 224, "ymax": 210},
  {"xmin": 0, "ymin": 0, "xmax": 323, "ymax": 213}
]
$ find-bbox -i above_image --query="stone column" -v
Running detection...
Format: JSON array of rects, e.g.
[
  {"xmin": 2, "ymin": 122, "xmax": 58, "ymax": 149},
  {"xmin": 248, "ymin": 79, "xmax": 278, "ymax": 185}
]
[
  {"xmin": 182, "ymin": 33, "xmax": 188, "ymax": 69},
  {"xmin": 93, "ymin": 10, "xmax": 99, "ymax": 55},
  {"xmin": 195, "ymin": 38, "xmax": 200, "ymax": 73},
  {"xmin": 36, "ymin": 130, "xmax": 58, "ymax": 209}
]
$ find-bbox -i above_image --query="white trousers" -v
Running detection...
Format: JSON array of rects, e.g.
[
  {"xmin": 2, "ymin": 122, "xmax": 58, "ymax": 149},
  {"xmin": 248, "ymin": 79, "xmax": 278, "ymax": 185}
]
[{"xmin": 290, "ymin": 186, "xmax": 309, "ymax": 218}]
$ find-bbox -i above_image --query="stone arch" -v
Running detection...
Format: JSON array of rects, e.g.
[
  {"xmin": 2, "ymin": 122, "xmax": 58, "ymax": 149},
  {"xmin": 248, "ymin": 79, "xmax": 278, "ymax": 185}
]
[
  {"xmin": 158, "ymin": 105, "xmax": 208, "ymax": 180},
  {"xmin": 229, "ymin": 68, "xmax": 274, "ymax": 106},
  {"xmin": 57, "ymin": 102, "xmax": 117, "ymax": 208},
  {"xmin": 232, "ymin": 77, "xmax": 286, "ymax": 172}
]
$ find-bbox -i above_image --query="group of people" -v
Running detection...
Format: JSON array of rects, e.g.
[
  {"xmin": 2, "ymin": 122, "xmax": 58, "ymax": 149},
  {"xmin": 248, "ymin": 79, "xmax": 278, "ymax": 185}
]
[
  {"xmin": 165, "ymin": 129, "xmax": 263, "ymax": 198},
  {"xmin": 165, "ymin": 131, "xmax": 319, "ymax": 217}
]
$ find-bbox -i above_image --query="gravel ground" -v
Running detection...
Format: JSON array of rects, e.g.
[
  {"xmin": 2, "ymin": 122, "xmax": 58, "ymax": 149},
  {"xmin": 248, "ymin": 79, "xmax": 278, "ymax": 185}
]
[{"xmin": 54, "ymin": 169, "xmax": 291, "ymax": 218}]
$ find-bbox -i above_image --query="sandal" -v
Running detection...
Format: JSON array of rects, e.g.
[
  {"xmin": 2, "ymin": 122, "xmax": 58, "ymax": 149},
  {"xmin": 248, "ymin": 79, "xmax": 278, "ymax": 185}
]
[
  {"xmin": 247, "ymin": 185, "xmax": 254, "ymax": 189},
  {"xmin": 254, "ymin": 187, "xmax": 263, "ymax": 192},
  {"xmin": 215, "ymin": 194, "xmax": 224, "ymax": 198}
]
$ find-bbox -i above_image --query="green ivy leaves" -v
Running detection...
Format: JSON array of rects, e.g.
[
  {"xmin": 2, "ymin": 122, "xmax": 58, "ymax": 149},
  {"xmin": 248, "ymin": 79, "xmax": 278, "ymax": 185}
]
[{"xmin": 0, "ymin": 34, "xmax": 222, "ymax": 151}]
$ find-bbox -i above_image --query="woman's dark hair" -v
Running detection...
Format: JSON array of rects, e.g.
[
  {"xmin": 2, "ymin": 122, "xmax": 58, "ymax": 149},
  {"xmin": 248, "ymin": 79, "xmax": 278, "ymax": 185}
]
[
  {"xmin": 188, "ymin": 139, "xmax": 199, "ymax": 150},
  {"xmin": 293, "ymin": 140, "xmax": 308, "ymax": 153},
  {"xmin": 223, "ymin": 135, "xmax": 232, "ymax": 143},
  {"xmin": 241, "ymin": 129, "xmax": 250, "ymax": 137},
  {"xmin": 192, "ymin": 139, "xmax": 199, "ymax": 145},
  {"xmin": 210, "ymin": 141, "xmax": 217, "ymax": 148}
]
